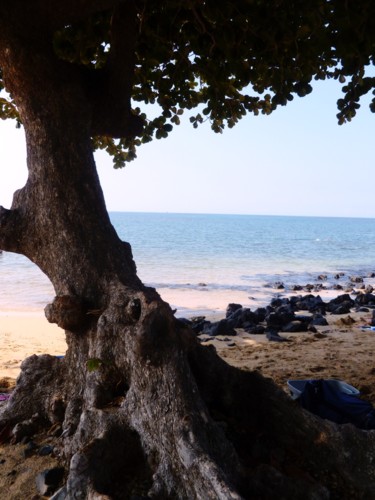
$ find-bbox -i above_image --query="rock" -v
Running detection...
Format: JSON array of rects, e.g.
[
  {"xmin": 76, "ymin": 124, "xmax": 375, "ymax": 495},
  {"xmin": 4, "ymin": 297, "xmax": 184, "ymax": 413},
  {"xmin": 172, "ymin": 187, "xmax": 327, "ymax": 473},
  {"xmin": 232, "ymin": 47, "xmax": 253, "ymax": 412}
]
[
  {"xmin": 295, "ymin": 314, "xmax": 313, "ymax": 323},
  {"xmin": 317, "ymin": 274, "xmax": 327, "ymax": 281},
  {"xmin": 314, "ymin": 284, "xmax": 325, "ymax": 292},
  {"xmin": 266, "ymin": 330, "xmax": 289, "ymax": 342},
  {"xmin": 291, "ymin": 294, "xmax": 325, "ymax": 313},
  {"xmin": 192, "ymin": 320, "xmax": 210, "ymax": 334},
  {"xmin": 226, "ymin": 307, "xmax": 258, "ymax": 329},
  {"xmin": 350, "ymin": 276, "xmax": 364, "ymax": 283},
  {"xmin": 225, "ymin": 303, "xmax": 242, "ymax": 318},
  {"xmin": 266, "ymin": 311, "xmax": 290, "ymax": 329},
  {"xmin": 356, "ymin": 307, "xmax": 370, "ymax": 313},
  {"xmin": 245, "ymin": 325, "xmax": 265, "ymax": 335},
  {"xmin": 177, "ymin": 318, "xmax": 191, "ymax": 327},
  {"xmin": 365, "ymin": 285, "xmax": 374, "ymax": 294},
  {"xmin": 355, "ymin": 293, "xmax": 375, "ymax": 307},
  {"xmin": 271, "ymin": 305, "xmax": 295, "ymax": 325},
  {"xmin": 39, "ymin": 445, "xmax": 54, "ymax": 456},
  {"xmin": 270, "ymin": 297, "xmax": 289, "ymax": 308},
  {"xmin": 310, "ymin": 314, "xmax": 329, "ymax": 326},
  {"xmin": 292, "ymin": 285, "xmax": 303, "ymax": 291},
  {"xmin": 253, "ymin": 307, "xmax": 267, "ymax": 322},
  {"xmin": 326, "ymin": 294, "xmax": 355, "ymax": 313},
  {"xmin": 35, "ymin": 467, "xmax": 65, "ymax": 496},
  {"xmin": 330, "ymin": 303, "xmax": 353, "ymax": 315},
  {"xmin": 190, "ymin": 316, "xmax": 206, "ymax": 323},
  {"xmin": 183, "ymin": 316, "xmax": 210, "ymax": 334},
  {"xmin": 203, "ymin": 319, "xmax": 237, "ymax": 337},
  {"xmin": 282, "ymin": 320, "xmax": 309, "ymax": 333}
]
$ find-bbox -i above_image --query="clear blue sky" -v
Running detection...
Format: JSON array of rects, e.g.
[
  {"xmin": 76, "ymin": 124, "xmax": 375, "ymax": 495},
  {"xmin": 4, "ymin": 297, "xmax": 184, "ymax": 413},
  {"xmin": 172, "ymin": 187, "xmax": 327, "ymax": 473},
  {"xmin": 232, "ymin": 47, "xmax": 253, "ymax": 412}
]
[{"xmin": 0, "ymin": 78, "xmax": 373, "ymax": 218}]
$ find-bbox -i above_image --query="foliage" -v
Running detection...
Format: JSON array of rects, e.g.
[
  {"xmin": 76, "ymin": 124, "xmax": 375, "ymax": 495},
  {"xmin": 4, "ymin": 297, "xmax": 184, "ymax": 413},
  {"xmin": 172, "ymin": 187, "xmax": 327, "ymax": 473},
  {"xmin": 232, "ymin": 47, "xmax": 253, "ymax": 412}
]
[
  {"xmin": 0, "ymin": 70, "xmax": 20, "ymax": 125},
  {"xmin": 86, "ymin": 357, "xmax": 106, "ymax": 372},
  {"xmin": 86, "ymin": 357, "xmax": 120, "ymax": 373},
  {"xmin": 1, "ymin": 0, "xmax": 375, "ymax": 167}
]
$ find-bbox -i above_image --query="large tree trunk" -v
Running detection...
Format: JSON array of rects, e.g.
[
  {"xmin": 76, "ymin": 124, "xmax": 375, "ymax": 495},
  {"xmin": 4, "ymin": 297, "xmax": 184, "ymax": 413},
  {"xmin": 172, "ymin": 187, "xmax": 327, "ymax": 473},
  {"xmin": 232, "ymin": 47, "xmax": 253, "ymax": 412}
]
[{"xmin": 2, "ymin": 25, "xmax": 375, "ymax": 500}]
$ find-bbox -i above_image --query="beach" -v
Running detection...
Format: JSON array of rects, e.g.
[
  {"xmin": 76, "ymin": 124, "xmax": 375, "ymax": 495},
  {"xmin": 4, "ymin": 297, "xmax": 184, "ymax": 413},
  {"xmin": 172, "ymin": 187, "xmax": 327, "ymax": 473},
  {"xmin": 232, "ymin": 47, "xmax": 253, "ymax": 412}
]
[
  {"xmin": 203, "ymin": 308, "xmax": 375, "ymax": 403},
  {"xmin": 1, "ymin": 288, "xmax": 375, "ymax": 498},
  {"xmin": 0, "ymin": 314, "xmax": 66, "ymax": 380},
  {"xmin": 1, "ymin": 213, "xmax": 375, "ymax": 498},
  {"xmin": 1, "ymin": 211, "xmax": 375, "ymax": 386},
  {"xmin": 1, "ymin": 287, "xmax": 375, "ymax": 402}
]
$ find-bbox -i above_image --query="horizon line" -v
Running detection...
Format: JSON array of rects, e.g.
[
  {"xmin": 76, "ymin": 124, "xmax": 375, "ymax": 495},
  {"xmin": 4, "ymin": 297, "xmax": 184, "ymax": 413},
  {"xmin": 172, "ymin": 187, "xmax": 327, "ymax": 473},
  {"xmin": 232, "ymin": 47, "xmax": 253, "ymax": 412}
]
[{"xmin": 107, "ymin": 210, "xmax": 375, "ymax": 220}]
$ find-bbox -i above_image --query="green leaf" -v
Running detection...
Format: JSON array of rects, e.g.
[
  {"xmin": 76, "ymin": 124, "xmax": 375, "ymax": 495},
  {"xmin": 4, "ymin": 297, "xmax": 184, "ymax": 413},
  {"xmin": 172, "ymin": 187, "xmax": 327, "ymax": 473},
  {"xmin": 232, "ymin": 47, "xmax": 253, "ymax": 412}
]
[{"xmin": 86, "ymin": 358, "xmax": 103, "ymax": 372}]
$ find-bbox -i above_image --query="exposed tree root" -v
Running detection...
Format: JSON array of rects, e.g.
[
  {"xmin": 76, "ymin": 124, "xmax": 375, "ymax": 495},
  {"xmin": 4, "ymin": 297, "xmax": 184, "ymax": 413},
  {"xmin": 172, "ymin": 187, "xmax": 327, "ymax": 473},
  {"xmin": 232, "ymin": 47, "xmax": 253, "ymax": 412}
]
[{"xmin": 2, "ymin": 293, "xmax": 375, "ymax": 499}]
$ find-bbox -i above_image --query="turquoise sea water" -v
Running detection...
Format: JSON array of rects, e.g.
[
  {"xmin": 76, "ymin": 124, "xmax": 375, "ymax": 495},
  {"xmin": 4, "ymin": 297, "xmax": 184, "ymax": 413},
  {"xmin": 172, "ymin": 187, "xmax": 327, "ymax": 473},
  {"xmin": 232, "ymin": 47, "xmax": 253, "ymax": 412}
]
[{"xmin": 1, "ymin": 212, "xmax": 375, "ymax": 314}]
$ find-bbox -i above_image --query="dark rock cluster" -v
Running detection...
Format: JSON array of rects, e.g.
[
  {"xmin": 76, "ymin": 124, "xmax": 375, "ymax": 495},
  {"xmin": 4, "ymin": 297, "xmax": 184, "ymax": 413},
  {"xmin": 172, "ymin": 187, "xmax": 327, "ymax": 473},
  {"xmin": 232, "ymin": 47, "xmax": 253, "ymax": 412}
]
[
  {"xmin": 267, "ymin": 271, "xmax": 375, "ymax": 296},
  {"xmin": 180, "ymin": 291, "xmax": 375, "ymax": 341}
]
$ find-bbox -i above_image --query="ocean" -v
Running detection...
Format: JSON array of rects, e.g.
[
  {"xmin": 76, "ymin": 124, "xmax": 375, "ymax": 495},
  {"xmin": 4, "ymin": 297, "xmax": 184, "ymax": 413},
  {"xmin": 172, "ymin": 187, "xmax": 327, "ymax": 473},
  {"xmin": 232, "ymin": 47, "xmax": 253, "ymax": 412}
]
[{"xmin": 1, "ymin": 212, "xmax": 375, "ymax": 317}]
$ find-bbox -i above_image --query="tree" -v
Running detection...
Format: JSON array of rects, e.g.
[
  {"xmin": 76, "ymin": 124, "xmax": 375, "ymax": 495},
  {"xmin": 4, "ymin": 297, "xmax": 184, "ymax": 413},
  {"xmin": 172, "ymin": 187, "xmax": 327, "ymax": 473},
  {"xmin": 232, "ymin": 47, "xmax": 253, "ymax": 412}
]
[{"xmin": 1, "ymin": 1, "xmax": 375, "ymax": 498}]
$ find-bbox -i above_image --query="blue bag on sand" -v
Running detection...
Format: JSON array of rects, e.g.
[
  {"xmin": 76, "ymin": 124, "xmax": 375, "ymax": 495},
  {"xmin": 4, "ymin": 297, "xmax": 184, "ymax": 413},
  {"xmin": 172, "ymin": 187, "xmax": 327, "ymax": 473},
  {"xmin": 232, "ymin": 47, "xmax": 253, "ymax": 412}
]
[{"xmin": 299, "ymin": 379, "xmax": 375, "ymax": 430}]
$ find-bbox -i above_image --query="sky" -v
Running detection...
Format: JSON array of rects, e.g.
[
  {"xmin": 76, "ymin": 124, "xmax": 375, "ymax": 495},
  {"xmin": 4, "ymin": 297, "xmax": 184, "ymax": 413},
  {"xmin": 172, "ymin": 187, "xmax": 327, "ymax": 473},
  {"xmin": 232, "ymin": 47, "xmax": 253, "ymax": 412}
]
[{"xmin": 0, "ymin": 78, "xmax": 373, "ymax": 218}]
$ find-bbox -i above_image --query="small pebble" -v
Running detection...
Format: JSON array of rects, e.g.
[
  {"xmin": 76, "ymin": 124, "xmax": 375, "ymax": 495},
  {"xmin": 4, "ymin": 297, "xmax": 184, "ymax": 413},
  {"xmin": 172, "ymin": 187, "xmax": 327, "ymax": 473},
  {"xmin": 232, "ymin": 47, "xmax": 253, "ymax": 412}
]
[{"xmin": 38, "ymin": 445, "xmax": 54, "ymax": 456}]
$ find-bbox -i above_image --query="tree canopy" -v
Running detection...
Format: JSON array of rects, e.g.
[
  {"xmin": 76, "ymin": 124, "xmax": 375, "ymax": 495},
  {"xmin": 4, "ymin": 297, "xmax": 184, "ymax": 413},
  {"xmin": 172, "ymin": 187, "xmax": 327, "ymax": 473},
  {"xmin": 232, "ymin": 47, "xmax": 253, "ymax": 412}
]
[{"xmin": 1, "ymin": 0, "xmax": 375, "ymax": 167}]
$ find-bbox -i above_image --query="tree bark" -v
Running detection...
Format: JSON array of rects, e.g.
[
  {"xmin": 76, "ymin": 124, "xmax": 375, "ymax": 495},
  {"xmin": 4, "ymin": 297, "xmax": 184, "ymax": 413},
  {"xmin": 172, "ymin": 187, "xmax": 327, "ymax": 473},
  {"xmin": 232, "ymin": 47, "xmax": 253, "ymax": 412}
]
[{"xmin": 2, "ymin": 18, "xmax": 375, "ymax": 500}]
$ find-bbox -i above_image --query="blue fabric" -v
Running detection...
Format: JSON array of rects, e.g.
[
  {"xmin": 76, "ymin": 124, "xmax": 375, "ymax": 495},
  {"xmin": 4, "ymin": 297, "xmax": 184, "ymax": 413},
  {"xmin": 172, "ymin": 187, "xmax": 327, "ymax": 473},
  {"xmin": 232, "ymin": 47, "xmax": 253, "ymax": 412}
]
[{"xmin": 299, "ymin": 379, "xmax": 375, "ymax": 430}]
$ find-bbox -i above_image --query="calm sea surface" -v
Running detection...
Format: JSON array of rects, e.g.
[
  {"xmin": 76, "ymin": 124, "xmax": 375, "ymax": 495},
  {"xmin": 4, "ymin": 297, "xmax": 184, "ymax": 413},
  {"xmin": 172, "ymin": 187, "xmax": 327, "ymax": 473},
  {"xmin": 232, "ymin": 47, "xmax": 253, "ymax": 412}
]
[{"xmin": 1, "ymin": 213, "xmax": 375, "ymax": 315}]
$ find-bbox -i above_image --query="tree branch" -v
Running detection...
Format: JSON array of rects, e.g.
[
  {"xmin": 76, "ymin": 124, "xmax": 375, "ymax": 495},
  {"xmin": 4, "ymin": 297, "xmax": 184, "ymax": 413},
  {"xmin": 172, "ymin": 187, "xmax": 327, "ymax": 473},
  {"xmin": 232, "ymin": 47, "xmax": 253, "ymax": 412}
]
[
  {"xmin": 0, "ymin": 0, "xmax": 143, "ymax": 139},
  {"xmin": 3, "ymin": 0, "xmax": 127, "ymax": 29},
  {"xmin": 0, "ymin": 206, "xmax": 24, "ymax": 253},
  {"xmin": 89, "ymin": 1, "xmax": 143, "ymax": 138}
]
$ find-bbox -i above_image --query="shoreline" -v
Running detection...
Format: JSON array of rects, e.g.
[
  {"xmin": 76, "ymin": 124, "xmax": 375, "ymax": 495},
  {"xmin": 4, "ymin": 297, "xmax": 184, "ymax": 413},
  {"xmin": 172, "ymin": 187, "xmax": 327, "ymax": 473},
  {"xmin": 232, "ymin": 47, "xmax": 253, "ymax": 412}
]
[
  {"xmin": 1, "ymin": 276, "xmax": 375, "ymax": 380},
  {"xmin": 160, "ymin": 284, "xmax": 371, "ymax": 319}
]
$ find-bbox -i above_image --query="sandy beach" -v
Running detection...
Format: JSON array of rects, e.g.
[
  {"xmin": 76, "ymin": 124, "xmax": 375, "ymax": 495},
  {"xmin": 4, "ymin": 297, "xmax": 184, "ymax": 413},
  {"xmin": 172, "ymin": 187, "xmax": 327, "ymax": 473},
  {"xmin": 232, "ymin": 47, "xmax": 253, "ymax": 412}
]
[
  {"xmin": 0, "ymin": 314, "xmax": 66, "ymax": 380},
  {"xmin": 202, "ymin": 308, "xmax": 375, "ymax": 404},
  {"xmin": 1, "ymin": 292, "xmax": 375, "ymax": 401}
]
